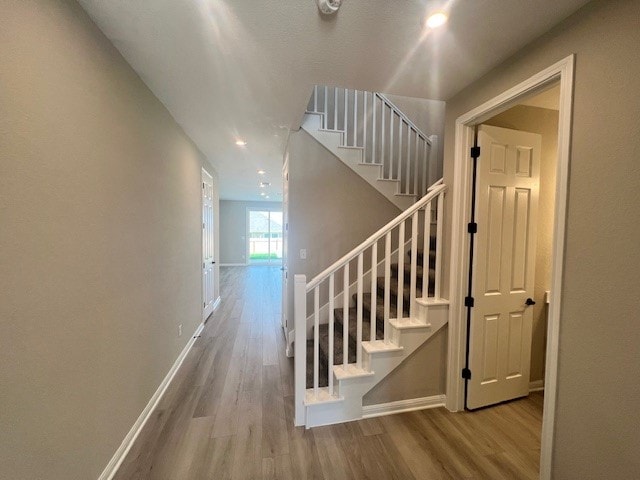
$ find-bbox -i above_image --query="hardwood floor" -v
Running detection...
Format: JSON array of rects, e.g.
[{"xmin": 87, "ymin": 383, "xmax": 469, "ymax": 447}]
[{"xmin": 114, "ymin": 266, "xmax": 543, "ymax": 480}]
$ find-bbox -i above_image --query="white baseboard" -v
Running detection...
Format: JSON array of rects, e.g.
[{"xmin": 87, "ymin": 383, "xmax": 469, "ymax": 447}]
[
  {"xmin": 98, "ymin": 321, "xmax": 205, "ymax": 480},
  {"xmin": 529, "ymin": 379, "xmax": 545, "ymax": 392},
  {"xmin": 219, "ymin": 263, "xmax": 247, "ymax": 267},
  {"xmin": 362, "ymin": 394, "xmax": 446, "ymax": 419},
  {"xmin": 212, "ymin": 296, "xmax": 221, "ymax": 312}
]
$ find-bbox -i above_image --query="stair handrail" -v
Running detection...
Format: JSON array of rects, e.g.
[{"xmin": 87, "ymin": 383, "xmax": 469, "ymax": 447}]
[
  {"xmin": 427, "ymin": 177, "xmax": 444, "ymax": 192},
  {"xmin": 306, "ymin": 180, "xmax": 446, "ymax": 291},
  {"xmin": 374, "ymin": 93, "xmax": 433, "ymax": 145}
]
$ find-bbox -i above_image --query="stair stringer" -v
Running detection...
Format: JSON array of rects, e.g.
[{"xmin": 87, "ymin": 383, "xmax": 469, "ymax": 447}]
[
  {"xmin": 301, "ymin": 112, "xmax": 415, "ymax": 211},
  {"xmin": 304, "ymin": 300, "xmax": 448, "ymax": 428}
]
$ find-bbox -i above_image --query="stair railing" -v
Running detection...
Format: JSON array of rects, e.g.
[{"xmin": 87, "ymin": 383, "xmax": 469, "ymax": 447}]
[
  {"xmin": 293, "ymin": 180, "xmax": 446, "ymax": 426},
  {"xmin": 306, "ymin": 86, "xmax": 438, "ymax": 198}
]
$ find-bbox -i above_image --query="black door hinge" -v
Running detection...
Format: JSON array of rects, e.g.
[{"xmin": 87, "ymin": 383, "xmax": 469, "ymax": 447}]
[
  {"xmin": 467, "ymin": 222, "xmax": 477, "ymax": 234},
  {"xmin": 462, "ymin": 368, "xmax": 472, "ymax": 380},
  {"xmin": 464, "ymin": 296, "xmax": 475, "ymax": 308},
  {"xmin": 470, "ymin": 146, "xmax": 481, "ymax": 158}
]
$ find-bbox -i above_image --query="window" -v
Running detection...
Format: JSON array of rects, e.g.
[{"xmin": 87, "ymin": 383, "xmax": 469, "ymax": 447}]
[{"xmin": 248, "ymin": 210, "xmax": 283, "ymax": 264}]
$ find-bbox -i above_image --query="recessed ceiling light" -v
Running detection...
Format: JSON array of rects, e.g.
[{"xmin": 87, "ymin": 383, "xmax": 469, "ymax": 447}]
[
  {"xmin": 235, "ymin": 139, "xmax": 247, "ymax": 146},
  {"xmin": 257, "ymin": 169, "xmax": 266, "ymax": 175},
  {"xmin": 426, "ymin": 12, "xmax": 448, "ymax": 29},
  {"xmin": 260, "ymin": 192, "xmax": 266, "ymax": 196},
  {"xmin": 265, "ymin": 196, "xmax": 270, "ymax": 199},
  {"xmin": 259, "ymin": 181, "xmax": 271, "ymax": 188}
]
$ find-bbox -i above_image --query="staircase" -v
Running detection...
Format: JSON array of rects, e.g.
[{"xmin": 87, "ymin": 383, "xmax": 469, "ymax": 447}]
[
  {"xmin": 303, "ymin": 86, "xmax": 438, "ymax": 210},
  {"xmin": 293, "ymin": 181, "xmax": 448, "ymax": 428},
  {"xmin": 305, "ymin": 244, "xmax": 435, "ymax": 389}
]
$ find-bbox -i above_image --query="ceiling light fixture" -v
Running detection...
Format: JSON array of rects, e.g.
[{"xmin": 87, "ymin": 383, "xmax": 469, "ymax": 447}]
[
  {"xmin": 259, "ymin": 181, "xmax": 271, "ymax": 188},
  {"xmin": 257, "ymin": 169, "xmax": 266, "ymax": 175},
  {"xmin": 426, "ymin": 12, "xmax": 448, "ymax": 29},
  {"xmin": 260, "ymin": 192, "xmax": 266, "ymax": 196},
  {"xmin": 235, "ymin": 139, "xmax": 247, "ymax": 146}
]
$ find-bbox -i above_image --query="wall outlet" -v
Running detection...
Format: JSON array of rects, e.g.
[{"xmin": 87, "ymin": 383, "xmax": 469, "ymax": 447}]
[
  {"xmin": 300, "ymin": 249, "xmax": 307, "ymax": 259},
  {"xmin": 178, "ymin": 324, "xmax": 183, "ymax": 337}
]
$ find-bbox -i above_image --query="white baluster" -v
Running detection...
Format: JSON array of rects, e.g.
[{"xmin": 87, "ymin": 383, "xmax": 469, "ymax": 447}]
[
  {"xmin": 370, "ymin": 242, "xmax": 377, "ymax": 342},
  {"xmin": 363, "ymin": 91, "xmax": 368, "ymax": 160},
  {"xmin": 334, "ymin": 87, "xmax": 338, "ymax": 131},
  {"xmin": 354, "ymin": 90, "xmax": 358, "ymax": 147},
  {"xmin": 372, "ymin": 95, "xmax": 377, "ymax": 165},
  {"xmin": 384, "ymin": 231, "xmax": 391, "ymax": 342},
  {"xmin": 313, "ymin": 85, "xmax": 318, "ymax": 112},
  {"xmin": 328, "ymin": 273, "xmax": 335, "ymax": 396},
  {"xmin": 423, "ymin": 202, "xmax": 432, "ymax": 299},
  {"xmin": 410, "ymin": 211, "xmax": 418, "ymax": 319},
  {"xmin": 435, "ymin": 192, "xmax": 444, "ymax": 299},
  {"xmin": 397, "ymin": 221, "xmax": 405, "ymax": 320},
  {"xmin": 344, "ymin": 88, "xmax": 348, "ymax": 139},
  {"xmin": 422, "ymin": 141, "xmax": 428, "ymax": 197},
  {"xmin": 324, "ymin": 86, "xmax": 328, "ymax": 129},
  {"xmin": 343, "ymin": 263, "xmax": 349, "ymax": 367},
  {"xmin": 411, "ymin": 132, "xmax": 424, "ymax": 198},
  {"xmin": 390, "ymin": 110, "xmax": 394, "ymax": 180},
  {"xmin": 314, "ymin": 286, "xmax": 320, "ymax": 396},
  {"xmin": 407, "ymin": 129, "xmax": 420, "ymax": 199},
  {"xmin": 406, "ymin": 128, "xmax": 411, "ymax": 195},
  {"xmin": 381, "ymin": 103, "xmax": 386, "ymax": 177},
  {"xmin": 356, "ymin": 252, "xmax": 363, "ymax": 368},
  {"xmin": 428, "ymin": 135, "xmax": 438, "ymax": 198},
  {"xmin": 293, "ymin": 274, "xmax": 307, "ymax": 426},
  {"xmin": 398, "ymin": 120, "xmax": 403, "ymax": 182}
]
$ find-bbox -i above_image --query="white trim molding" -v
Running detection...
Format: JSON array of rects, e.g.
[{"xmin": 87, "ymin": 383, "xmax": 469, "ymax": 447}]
[
  {"xmin": 362, "ymin": 395, "xmax": 446, "ymax": 418},
  {"xmin": 212, "ymin": 296, "xmax": 221, "ymax": 312},
  {"xmin": 446, "ymin": 54, "xmax": 575, "ymax": 480},
  {"xmin": 98, "ymin": 321, "xmax": 205, "ymax": 480},
  {"xmin": 218, "ymin": 263, "xmax": 248, "ymax": 267},
  {"xmin": 529, "ymin": 379, "xmax": 545, "ymax": 392}
]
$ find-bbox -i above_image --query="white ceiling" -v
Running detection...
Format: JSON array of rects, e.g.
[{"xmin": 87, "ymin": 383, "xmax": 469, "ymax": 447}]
[{"xmin": 77, "ymin": 0, "xmax": 590, "ymax": 201}]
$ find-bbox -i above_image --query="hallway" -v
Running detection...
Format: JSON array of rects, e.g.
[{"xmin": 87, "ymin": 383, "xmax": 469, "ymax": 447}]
[{"xmin": 115, "ymin": 266, "xmax": 542, "ymax": 479}]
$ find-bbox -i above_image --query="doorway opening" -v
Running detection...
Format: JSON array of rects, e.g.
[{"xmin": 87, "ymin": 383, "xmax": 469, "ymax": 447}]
[
  {"xmin": 247, "ymin": 208, "xmax": 283, "ymax": 265},
  {"xmin": 447, "ymin": 56, "xmax": 574, "ymax": 480}
]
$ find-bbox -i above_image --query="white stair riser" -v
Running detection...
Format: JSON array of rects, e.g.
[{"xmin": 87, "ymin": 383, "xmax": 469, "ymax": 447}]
[{"xmin": 305, "ymin": 302, "xmax": 448, "ymax": 428}]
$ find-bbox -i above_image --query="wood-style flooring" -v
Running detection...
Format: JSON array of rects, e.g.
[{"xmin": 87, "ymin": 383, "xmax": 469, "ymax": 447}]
[{"xmin": 114, "ymin": 266, "xmax": 543, "ymax": 480}]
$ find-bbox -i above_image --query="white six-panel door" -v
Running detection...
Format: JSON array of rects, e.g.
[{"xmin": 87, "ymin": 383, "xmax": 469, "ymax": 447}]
[
  {"xmin": 467, "ymin": 125, "xmax": 541, "ymax": 410},
  {"xmin": 202, "ymin": 169, "xmax": 215, "ymax": 321}
]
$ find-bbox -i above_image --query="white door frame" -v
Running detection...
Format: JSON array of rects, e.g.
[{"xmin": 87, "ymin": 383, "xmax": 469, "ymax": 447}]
[{"xmin": 446, "ymin": 54, "xmax": 575, "ymax": 480}]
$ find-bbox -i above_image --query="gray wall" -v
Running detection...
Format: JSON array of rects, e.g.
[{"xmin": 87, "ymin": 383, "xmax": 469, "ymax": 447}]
[
  {"xmin": 0, "ymin": 1, "xmax": 218, "ymax": 478},
  {"xmin": 442, "ymin": 0, "xmax": 640, "ymax": 477},
  {"xmin": 484, "ymin": 105, "xmax": 559, "ymax": 384},
  {"xmin": 219, "ymin": 200, "xmax": 282, "ymax": 264},
  {"xmin": 363, "ymin": 329, "xmax": 447, "ymax": 405},
  {"xmin": 287, "ymin": 128, "xmax": 400, "ymax": 322}
]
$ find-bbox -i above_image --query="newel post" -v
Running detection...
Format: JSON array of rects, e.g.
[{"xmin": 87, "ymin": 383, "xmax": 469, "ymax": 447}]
[{"xmin": 293, "ymin": 274, "xmax": 307, "ymax": 427}]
